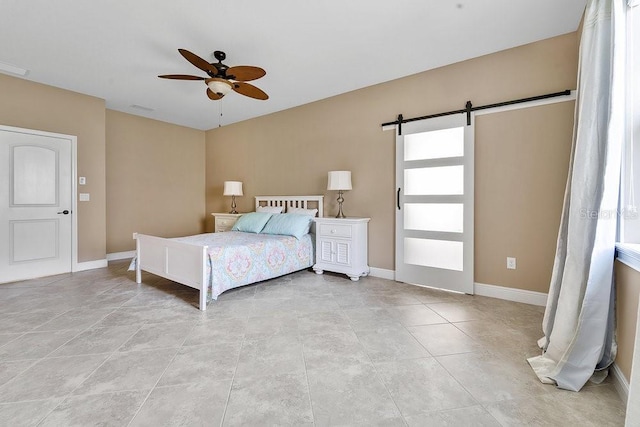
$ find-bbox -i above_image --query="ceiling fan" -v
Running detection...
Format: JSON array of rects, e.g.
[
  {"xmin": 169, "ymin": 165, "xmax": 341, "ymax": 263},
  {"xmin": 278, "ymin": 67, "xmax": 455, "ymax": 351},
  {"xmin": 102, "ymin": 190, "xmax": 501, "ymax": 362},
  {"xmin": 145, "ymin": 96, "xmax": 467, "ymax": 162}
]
[{"xmin": 159, "ymin": 49, "xmax": 268, "ymax": 101}]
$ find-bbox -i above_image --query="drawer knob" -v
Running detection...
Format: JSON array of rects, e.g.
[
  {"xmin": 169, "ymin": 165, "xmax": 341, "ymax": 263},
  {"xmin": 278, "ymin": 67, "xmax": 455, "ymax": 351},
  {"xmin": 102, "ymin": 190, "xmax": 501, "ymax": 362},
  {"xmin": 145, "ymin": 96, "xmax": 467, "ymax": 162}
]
[{"xmin": 331, "ymin": 229, "xmax": 336, "ymax": 234}]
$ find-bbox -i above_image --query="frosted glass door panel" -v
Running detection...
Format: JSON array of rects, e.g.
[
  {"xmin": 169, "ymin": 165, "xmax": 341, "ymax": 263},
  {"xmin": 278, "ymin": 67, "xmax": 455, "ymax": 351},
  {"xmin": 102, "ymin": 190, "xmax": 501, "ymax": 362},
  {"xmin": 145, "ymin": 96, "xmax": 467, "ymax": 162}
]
[
  {"xmin": 404, "ymin": 166, "xmax": 464, "ymax": 195},
  {"xmin": 404, "ymin": 203, "xmax": 463, "ymax": 232},
  {"xmin": 404, "ymin": 238, "xmax": 463, "ymax": 271},
  {"xmin": 404, "ymin": 127, "xmax": 464, "ymax": 161}
]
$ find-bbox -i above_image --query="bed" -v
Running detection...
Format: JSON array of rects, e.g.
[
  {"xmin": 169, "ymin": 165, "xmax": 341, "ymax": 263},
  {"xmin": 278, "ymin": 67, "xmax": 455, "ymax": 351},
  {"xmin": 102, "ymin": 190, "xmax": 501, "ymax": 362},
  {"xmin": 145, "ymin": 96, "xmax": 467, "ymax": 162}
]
[{"xmin": 133, "ymin": 195, "xmax": 323, "ymax": 310}]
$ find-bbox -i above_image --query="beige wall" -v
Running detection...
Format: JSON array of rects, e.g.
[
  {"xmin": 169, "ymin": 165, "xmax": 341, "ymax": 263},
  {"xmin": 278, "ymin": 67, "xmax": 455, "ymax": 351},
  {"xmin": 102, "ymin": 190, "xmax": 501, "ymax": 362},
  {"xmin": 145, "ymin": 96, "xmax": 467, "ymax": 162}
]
[
  {"xmin": 616, "ymin": 260, "xmax": 640, "ymax": 382},
  {"xmin": 0, "ymin": 74, "xmax": 106, "ymax": 262},
  {"xmin": 105, "ymin": 110, "xmax": 205, "ymax": 253},
  {"xmin": 475, "ymin": 103, "xmax": 574, "ymax": 292},
  {"xmin": 205, "ymin": 32, "xmax": 578, "ymax": 291}
]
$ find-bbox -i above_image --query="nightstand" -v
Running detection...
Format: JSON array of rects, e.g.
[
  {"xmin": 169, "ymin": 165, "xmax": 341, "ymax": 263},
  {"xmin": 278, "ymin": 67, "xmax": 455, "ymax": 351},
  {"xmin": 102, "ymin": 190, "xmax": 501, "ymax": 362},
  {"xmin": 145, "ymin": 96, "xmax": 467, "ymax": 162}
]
[
  {"xmin": 211, "ymin": 213, "xmax": 243, "ymax": 232},
  {"xmin": 313, "ymin": 217, "xmax": 370, "ymax": 281}
]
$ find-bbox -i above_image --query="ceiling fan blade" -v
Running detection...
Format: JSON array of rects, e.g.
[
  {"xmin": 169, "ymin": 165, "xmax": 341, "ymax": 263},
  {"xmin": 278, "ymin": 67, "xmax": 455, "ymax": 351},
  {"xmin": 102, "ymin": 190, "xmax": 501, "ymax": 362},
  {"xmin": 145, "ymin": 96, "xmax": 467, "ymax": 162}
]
[
  {"xmin": 178, "ymin": 49, "xmax": 218, "ymax": 74},
  {"xmin": 158, "ymin": 74, "xmax": 205, "ymax": 80},
  {"xmin": 206, "ymin": 88, "xmax": 224, "ymax": 100},
  {"xmin": 226, "ymin": 66, "xmax": 266, "ymax": 82},
  {"xmin": 232, "ymin": 82, "xmax": 269, "ymax": 100}
]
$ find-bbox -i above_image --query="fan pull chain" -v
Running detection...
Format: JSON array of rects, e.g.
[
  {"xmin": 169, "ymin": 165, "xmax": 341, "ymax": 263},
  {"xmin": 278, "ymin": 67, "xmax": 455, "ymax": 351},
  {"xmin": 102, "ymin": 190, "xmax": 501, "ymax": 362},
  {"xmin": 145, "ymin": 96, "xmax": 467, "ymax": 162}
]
[{"xmin": 218, "ymin": 99, "xmax": 223, "ymax": 127}]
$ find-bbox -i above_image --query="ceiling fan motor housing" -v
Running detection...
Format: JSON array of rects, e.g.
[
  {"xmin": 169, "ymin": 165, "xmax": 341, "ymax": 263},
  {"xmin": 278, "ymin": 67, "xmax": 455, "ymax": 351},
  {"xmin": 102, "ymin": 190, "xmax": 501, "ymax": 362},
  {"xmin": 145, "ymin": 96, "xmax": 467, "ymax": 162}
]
[{"xmin": 210, "ymin": 51, "xmax": 231, "ymax": 78}]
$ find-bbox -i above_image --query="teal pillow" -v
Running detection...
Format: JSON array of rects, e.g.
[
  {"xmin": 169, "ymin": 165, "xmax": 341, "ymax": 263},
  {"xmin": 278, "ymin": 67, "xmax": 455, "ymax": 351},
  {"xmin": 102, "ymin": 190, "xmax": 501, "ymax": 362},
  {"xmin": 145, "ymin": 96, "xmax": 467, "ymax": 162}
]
[
  {"xmin": 231, "ymin": 212, "xmax": 273, "ymax": 233},
  {"xmin": 261, "ymin": 213, "xmax": 314, "ymax": 239}
]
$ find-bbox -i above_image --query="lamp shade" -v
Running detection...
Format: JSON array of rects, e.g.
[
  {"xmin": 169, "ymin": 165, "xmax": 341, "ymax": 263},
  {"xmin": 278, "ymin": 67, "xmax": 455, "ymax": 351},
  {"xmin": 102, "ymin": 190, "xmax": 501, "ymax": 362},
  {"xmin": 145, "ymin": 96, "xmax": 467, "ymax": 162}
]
[
  {"xmin": 223, "ymin": 181, "xmax": 243, "ymax": 196},
  {"xmin": 327, "ymin": 171, "xmax": 352, "ymax": 191}
]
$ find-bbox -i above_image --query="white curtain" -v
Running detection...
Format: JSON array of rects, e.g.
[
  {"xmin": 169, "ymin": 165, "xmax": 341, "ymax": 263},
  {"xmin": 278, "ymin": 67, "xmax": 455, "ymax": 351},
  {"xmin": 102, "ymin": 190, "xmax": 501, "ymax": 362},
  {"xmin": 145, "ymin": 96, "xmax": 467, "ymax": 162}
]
[{"xmin": 527, "ymin": 0, "xmax": 626, "ymax": 392}]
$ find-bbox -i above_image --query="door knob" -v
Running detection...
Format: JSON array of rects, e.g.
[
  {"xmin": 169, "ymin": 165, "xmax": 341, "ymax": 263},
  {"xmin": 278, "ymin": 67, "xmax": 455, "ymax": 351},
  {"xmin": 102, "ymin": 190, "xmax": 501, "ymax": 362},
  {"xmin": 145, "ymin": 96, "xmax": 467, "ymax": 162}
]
[{"xmin": 57, "ymin": 210, "xmax": 70, "ymax": 215}]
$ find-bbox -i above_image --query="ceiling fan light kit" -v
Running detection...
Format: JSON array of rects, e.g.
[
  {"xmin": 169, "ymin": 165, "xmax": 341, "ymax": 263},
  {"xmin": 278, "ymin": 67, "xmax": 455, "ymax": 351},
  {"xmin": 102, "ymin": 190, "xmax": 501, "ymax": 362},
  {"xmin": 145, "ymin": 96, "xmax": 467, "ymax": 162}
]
[
  {"xmin": 159, "ymin": 49, "xmax": 268, "ymax": 101},
  {"xmin": 206, "ymin": 78, "xmax": 233, "ymax": 96}
]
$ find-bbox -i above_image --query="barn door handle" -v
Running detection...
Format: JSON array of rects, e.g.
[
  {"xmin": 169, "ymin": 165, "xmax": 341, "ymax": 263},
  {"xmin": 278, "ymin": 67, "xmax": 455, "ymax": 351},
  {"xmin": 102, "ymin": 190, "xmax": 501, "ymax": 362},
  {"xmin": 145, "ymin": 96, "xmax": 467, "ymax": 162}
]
[
  {"xmin": 57, "ymin": 210, "xmax": 70, "ymax": 215},
  {"xmin": 397, "ymin": 188, "xmax": 401, "ymax": 210}
]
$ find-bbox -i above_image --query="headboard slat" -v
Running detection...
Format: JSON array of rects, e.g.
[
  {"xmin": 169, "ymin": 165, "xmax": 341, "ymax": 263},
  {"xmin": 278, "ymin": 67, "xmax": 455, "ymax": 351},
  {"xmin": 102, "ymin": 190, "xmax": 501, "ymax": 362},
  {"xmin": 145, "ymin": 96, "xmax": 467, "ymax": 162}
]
[{"xmin": 255, "ymin": 195, "xmax": 324, "ymax": 217}]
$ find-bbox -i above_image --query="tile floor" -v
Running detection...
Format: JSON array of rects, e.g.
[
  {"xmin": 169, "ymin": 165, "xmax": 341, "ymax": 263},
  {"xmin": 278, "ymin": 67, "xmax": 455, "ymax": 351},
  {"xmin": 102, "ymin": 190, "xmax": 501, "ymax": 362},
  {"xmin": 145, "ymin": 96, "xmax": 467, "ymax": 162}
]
[{"xmin": 0, "ymin": 261, "xmax": 627, "ymax": 426}]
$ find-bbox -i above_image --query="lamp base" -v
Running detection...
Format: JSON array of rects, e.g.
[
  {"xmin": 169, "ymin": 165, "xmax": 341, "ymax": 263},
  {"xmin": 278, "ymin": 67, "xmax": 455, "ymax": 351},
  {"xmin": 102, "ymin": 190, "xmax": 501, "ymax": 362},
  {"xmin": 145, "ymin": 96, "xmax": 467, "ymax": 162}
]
[
  {"xmin": 335, "ymin": 191, "xmax": 346, "ymax": 218},
  {"xmin": 229, "ymin": 195, "xmax": 238, "ymax": 214}
]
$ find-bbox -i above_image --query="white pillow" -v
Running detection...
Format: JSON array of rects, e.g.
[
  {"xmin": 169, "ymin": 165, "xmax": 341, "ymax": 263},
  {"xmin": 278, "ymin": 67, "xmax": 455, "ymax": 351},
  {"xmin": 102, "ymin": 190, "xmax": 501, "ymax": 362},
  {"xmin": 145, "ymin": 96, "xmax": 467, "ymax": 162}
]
[
  {"xmin": 257, "ymin": 206, "xmax": 284, "ymax": 214},
  {"xmin": 287, "ymin": 207, "xmax": 318, "ymax": 216}
]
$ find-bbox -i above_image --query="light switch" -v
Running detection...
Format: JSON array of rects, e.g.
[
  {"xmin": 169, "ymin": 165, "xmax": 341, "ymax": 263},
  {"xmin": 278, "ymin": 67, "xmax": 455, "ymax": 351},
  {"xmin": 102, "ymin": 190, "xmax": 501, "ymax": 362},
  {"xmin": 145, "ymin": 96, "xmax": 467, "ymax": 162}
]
[
  {"xmin": 79, "ymin": 177, "xmax": 86, "ymax": 185},
  {"xmin": 79, "ymin": 193, "xmax": 90, "ymax": 202}
]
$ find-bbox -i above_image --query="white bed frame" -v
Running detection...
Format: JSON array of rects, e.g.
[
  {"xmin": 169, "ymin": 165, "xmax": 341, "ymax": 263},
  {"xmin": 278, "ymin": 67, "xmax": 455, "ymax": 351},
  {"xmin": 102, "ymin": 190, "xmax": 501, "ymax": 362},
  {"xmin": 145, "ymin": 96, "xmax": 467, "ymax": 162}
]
[{"xmin": 134, "ymin": 195, "xmax": 324, "ymax": 311}]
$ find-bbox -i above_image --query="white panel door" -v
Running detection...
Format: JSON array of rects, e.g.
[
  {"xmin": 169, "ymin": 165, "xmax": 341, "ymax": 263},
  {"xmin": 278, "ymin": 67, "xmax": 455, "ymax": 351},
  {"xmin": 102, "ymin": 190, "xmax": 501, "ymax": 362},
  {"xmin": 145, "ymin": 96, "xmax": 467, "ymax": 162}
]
[
  {"xmin": 0, "ymin": 127, "xmax": 73, "ymax": 283},
  {"xmin": 395, "ymin": 114, "xmax": 474, "ymax": 293}
]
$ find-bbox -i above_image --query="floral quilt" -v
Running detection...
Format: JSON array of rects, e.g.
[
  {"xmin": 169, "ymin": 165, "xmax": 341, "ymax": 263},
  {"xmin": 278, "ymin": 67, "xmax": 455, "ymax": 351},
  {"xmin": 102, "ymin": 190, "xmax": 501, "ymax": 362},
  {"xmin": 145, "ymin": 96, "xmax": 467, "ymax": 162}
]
[{"xmin": 172, "ymin": 231, "xmax": 314, "ymax": 300}]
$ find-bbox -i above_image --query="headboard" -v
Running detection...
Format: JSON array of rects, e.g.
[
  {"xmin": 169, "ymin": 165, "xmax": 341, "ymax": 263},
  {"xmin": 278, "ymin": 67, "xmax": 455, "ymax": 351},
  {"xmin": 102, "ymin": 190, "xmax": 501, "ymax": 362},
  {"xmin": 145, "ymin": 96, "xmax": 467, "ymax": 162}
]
[{"xmin": 255, "ymin": 195, "xmax": 324, "ymax": 217}]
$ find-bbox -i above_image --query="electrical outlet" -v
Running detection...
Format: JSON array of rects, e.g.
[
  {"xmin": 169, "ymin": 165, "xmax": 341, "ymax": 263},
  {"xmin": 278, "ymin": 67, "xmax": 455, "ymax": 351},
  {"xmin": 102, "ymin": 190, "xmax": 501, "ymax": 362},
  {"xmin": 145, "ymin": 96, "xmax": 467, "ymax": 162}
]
[
  {"xmin": 507, "ymin": 257, "xmax": 517, "ymax": 270},
  {"xmin": 79, "ymin": 176, "xmax": 86, "ymax": 185}
]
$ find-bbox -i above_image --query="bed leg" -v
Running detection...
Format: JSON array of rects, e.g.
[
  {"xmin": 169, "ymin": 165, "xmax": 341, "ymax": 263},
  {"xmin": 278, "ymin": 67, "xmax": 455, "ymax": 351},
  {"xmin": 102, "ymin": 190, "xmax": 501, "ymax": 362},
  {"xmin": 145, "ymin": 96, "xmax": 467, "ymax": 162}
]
[
  {"xmin": 135, "ymin": 234, "xmax": 142, "ymax": 284},
  {"xmin": 199, "ymin": 290, "xmax": 207, "ymax": 311},
  {"xmin": 199, "ymin": 247, "xmax": 208, "ymax": 311}
]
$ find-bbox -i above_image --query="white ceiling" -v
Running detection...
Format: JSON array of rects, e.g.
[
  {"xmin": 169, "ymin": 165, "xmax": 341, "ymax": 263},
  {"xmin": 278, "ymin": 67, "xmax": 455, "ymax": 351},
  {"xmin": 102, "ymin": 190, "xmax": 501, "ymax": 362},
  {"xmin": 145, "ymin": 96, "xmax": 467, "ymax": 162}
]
[{"xmin": 0, "ymin": 0, "xmax": 585, "ymax": 130}]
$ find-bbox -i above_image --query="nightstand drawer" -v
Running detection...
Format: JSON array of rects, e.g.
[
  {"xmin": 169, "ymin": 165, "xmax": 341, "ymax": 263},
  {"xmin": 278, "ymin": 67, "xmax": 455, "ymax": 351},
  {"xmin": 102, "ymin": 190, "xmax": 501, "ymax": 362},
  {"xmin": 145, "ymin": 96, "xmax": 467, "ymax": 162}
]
[
  {"xmin": 211, "ymin": 213, "xmax": 243, "ymax": 232},
  {"xmin": 318, "ymin": 223, "xmax": 352, "ymax": 238},
  {"xmin": 216, "ymin": 217, "xmax": 237, "ymax": 228}
]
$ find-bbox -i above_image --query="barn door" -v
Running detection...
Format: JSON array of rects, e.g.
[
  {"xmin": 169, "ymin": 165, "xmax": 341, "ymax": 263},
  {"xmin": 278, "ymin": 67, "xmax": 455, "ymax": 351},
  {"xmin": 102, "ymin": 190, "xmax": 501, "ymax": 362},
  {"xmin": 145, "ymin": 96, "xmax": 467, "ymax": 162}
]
[{"xmin": 395, "ymin": 114, "xmax": 474, "ymax": 293}]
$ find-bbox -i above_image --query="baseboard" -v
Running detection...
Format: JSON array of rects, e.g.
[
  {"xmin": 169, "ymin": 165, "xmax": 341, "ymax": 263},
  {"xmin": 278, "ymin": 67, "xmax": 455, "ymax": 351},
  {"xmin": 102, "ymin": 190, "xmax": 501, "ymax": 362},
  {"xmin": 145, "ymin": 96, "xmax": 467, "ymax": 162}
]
[
  {"xmin": 474, "ymin": 282, "xmax": 548, "ymax": 306},
  {"xmin": 73, "ymin": 259, "xmax": 108, "ymax": 272},
  {"xmin": 611, "ymin": 362, "xmax": 629, "ymax": 404},
  {"xmin": 368, "ymin": 267, "xmax": 395, "ymax": 280},
  {"xmin": 365, "ymin": 270, "xmax": 548, "ymax": 307},
  {"xmin": 106, "ymin": 250, "xmax": 136, "ymax": 261}
]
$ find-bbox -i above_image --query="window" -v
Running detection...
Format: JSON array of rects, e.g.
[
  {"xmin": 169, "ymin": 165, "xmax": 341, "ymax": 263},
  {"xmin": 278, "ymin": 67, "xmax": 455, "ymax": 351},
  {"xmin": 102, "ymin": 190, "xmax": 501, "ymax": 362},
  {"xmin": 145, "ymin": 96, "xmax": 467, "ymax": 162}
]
[{"xmin": 617, "ymin": 1, "xmax": 640, "ymax": 267}]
